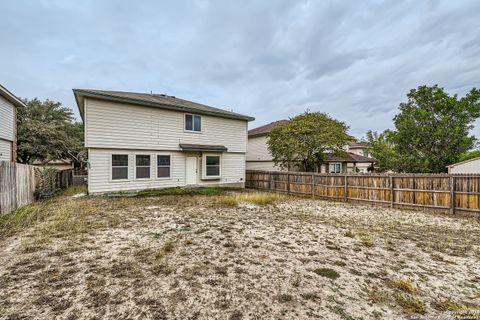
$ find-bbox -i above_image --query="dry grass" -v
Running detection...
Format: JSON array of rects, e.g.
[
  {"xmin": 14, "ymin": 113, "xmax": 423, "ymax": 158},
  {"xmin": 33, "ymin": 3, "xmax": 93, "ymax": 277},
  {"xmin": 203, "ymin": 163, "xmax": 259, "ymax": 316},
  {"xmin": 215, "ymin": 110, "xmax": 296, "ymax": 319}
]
[
  {"xmin": 389, "ymin": 278, "xmax": 418, "ymax": 295},
  {"xmin": 0, "ymin": 192, "xmax": 479, "ymax": 319},
  {"xmin": 215, "ymin": 191, "xmax": 285, "ymax": 206}
]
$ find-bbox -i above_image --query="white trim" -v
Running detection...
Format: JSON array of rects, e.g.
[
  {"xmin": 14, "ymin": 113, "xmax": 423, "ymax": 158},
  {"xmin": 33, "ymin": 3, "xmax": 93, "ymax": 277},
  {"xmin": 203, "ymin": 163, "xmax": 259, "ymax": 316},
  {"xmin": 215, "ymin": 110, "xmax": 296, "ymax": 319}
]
[
  {"xmin": 156, "ymin": 153, "xmax": 172, "ymax": 180},
  {"xmin": 184, "ymin": 113, "xmax": 202, "ymax": 133},
  {"xmin": 134, "ymin": 153, "xmax": 152, "ymax": 180},
  {"xmin": 109, "ymin": 153, "xmax": 130, "ymax": 182},
  {"xmin": 202, "ymin": 153, "xmax": 222, "ymax": 179}
]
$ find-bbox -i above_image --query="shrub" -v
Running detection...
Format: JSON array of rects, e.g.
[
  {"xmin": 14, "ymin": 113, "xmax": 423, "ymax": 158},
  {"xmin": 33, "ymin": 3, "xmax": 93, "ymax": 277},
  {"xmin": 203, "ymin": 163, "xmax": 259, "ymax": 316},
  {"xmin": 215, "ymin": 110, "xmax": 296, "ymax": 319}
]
[{"xmin": 34, "ymin": 168, "xmax": 60, "ymax": 199}]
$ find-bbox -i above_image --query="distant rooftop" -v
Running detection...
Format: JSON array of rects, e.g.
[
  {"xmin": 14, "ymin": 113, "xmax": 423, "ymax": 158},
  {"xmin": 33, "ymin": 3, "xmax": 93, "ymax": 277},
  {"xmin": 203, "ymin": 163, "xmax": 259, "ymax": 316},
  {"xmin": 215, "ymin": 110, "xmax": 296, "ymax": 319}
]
[{"xmin": 248, "ymin": 120, "xmax": 289, "ymax": 137}]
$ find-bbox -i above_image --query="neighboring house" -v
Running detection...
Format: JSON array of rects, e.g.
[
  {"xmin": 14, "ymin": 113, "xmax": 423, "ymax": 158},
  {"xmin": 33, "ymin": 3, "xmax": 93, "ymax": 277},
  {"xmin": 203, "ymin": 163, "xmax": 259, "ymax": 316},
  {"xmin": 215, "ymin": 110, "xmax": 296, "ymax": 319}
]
[
  {"xmin": 447, "ymin": 157, "xmax": 480, "ymax": 174},
  {"xmin": 246, "ymin": 120, "xmax": 288, "ymax": 171},
  {"xmin": 246, "ymin": 120, "xmax": 376, "ymax": 173},
  {"xmin": 0, "ymin": 84, "xmax": 25, "ymax": 162},
  {"xmin": 73, "ymin": 89, "xmax": 254, "ymax": 194},
  {"xmin": 32, "ymin": 159, "xmax": 75, "ymax": 171}
]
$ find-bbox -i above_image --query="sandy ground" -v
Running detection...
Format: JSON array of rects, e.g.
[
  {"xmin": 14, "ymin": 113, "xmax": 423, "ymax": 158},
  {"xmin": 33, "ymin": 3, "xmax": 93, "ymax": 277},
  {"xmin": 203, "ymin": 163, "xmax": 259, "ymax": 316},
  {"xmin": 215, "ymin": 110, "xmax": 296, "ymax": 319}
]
[{"xmin": 0, "ymin": 193, "xmax": 479, "ymax": 320}]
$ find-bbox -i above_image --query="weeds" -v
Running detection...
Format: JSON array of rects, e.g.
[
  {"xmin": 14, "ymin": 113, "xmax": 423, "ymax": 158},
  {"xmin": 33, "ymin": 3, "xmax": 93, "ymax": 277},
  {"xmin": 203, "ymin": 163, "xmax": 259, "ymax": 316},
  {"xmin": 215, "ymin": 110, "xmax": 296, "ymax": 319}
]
[
  {"xmin": 215, "ymin": 192, "xmax": 284, "ymax": 207},
  {"xmin": 107, "ymin": 186, "xmax": 231, "ymax": 198},
  {"xmin": 389, "ymin": 278, "xmax": 418, "ymax": 295},
  {"xmin": 312, "ymin": 268, "xmax": 340, "ymax": 280},
  {"xmin": 395, "ymin": 294, "xmax": 426, "ymax": 314},
  {"xmin": 432, "ymin": 298, "xmax": 467, "ymax": 311}
]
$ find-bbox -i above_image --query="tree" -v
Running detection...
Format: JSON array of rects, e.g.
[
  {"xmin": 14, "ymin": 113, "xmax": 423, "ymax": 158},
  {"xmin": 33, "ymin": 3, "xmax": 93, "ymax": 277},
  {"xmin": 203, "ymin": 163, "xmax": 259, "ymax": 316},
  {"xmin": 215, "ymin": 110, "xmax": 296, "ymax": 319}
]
[
  {"xmin": 368, "ymin": 85, "xmax": 480, "ymax": 173},
  {"xmin": 267, "ymin": 111, "xmax": 352, "ymax": 171},
  {"xmin": 17, "ymin": 98, "xmax": 84, "ymax": 164},
  {"xmin": 366, "ymin": 130, "xmax": 398, "ymax": 172},
  {"xmin": 458, "ymin": 150, "xmax": 480, "ymax": 162}
]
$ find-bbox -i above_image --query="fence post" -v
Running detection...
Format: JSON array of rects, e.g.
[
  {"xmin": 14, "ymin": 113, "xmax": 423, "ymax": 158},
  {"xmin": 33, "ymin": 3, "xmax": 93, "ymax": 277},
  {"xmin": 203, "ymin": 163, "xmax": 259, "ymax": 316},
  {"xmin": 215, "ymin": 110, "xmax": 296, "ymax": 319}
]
[
  {"xmin": 268, "ymin": 172, "xmax": 271, "ymax": 191},
  {"xmin": 312, "ymin": 173, "xmax": 315, "ymax": 199},
  {"xmin": 287, "ymin": 172, "xmax": 290, "ymax": 194},
  {"xmin": 450, "ymin": 175, "xmax": 455, "ymax": 214},
  {"xmin": 344, "ymin": 175, "xmax": 348, "ymax": 202},
  {"xmin": 390, "ymin": 176, "xmax": 394, "ymax": 208}
]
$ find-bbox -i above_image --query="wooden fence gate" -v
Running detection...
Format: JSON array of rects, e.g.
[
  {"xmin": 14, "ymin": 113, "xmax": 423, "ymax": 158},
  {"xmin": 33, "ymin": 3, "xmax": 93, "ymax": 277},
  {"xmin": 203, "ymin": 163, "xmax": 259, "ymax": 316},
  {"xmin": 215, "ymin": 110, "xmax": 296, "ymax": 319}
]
[{"xmin": 246, "ymin": 170, "xmax": 480, "ymax": 215}]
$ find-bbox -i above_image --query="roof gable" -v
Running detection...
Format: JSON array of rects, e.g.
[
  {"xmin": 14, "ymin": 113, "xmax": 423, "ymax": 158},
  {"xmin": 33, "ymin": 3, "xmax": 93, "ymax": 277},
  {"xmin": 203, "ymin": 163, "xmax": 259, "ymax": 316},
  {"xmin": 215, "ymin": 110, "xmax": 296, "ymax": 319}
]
[{"xmin": 0, "ymin": 84, "xmax": 26, "ymax": 108}]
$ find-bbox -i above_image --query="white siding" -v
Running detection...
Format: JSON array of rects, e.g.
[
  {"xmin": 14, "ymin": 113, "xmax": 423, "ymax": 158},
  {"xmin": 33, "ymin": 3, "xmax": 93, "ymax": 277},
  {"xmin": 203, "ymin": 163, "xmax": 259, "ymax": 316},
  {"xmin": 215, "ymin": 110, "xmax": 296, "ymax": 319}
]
[
  {"xmin": 88, "ymin": 148, "xmax": 245, "ymax": 193},
  {"xmin": 246, "ymin": 161, "xmax": 281, "ymax": 171},
  {"xmin": 0, "ymin": 139, "xmax": 12, "ymax": 161},
  {"xmin": 448, "ymin": 159, "xmax": 480, "ymax": 174},
  {"xmin": 0, "ymin": 95, "xmax": 14, "ymax": 142},
  {"xmin": 246, "ymin": 136, "xmax": 271, "ymax": 161},
  {"xmin": 85, "ymin": 99, "xmax": 248, "ymax": 153}
]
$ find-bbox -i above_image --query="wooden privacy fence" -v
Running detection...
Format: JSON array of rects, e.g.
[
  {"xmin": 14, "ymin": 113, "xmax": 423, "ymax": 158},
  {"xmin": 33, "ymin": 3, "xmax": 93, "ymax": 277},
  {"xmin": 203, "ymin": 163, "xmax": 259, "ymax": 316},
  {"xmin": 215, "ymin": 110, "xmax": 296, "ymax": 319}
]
[
  {"xmin": 246, "ymin": 170, "xmax": 480, "ymax": 215},
  {"xmin": 56, "ymin": 168, "xmax": 88, "ymax": 189},
  {"xmin": 0, "ymin": 161, "xmax": 36, "ymax": 214}
]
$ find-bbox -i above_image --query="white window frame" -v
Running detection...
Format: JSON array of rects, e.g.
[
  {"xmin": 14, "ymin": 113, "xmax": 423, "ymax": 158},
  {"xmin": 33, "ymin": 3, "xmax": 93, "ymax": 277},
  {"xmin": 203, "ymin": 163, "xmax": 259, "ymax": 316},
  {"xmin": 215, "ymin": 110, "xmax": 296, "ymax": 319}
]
[
  {"xmin": 184, "ymin": 113, "xmax": 202, "ymax": 133},
  {"xmin": 156, "ymin": 153, "xmax": 172, "ymax": 179},
  {"xmin": 134, "ymin": 153, "xmax": 152, "ymax": 180},
  {"xmin": 329, "ymin": 162, "xmax": 342, "ymax": 173},
  {"xmin": 110, "ymin": 153, "xmax": 130, "ymax": 182},
  {"xmin": 202, "ymin": 153, "xmax": 221, "ymax": 179}
]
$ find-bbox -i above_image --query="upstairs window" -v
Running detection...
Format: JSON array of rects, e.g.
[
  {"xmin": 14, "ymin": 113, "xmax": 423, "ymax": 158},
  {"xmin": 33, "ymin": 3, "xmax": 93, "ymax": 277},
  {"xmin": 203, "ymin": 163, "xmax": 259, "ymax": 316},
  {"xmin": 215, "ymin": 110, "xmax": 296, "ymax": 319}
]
[
  {"xmin": 185, "ymin": 114, "xmax": 201, "ymax": 132},
  {"xmin": 329, "ymin": 163, "xmax": 342, "ymax": 173},
  {"xmin": 136, "ymin": 155, "xmax": 151, "ymax": 179},
  {"xmin": 157, "ymin": 155, "xmax": 171, "ymax": 178},
  {"xmin": 112, "ymin": 154, "xmax": 128, "ymax": 180},
  {"xmin": 204, "ymin": 155, "xmax": 221, "ymax": 178}
]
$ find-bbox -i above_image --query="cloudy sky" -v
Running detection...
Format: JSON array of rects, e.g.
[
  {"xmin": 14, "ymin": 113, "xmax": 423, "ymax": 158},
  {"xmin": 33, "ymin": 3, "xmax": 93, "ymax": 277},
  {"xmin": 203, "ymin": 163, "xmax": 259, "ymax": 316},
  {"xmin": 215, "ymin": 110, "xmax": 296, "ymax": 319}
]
[{"xmin": 1, "ymin": 0, "xmax": 479, "ymax": 137}]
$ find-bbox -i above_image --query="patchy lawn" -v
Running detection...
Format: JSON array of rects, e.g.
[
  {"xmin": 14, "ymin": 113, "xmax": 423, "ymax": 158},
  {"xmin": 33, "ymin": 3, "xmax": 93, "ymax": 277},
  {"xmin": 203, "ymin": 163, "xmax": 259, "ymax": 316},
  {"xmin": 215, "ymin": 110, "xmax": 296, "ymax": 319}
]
[{"xmin": 0, "ymin": 189, "xmax": 479, "ymax": 319}]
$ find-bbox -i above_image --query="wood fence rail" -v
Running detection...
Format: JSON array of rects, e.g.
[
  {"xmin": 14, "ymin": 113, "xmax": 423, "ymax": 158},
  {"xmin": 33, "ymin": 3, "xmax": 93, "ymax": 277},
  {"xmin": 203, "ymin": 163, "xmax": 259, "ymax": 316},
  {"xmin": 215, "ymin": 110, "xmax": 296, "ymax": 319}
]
[{"xmin": 246, "ymin": 170, "xmax": 480, "ymax": 215}]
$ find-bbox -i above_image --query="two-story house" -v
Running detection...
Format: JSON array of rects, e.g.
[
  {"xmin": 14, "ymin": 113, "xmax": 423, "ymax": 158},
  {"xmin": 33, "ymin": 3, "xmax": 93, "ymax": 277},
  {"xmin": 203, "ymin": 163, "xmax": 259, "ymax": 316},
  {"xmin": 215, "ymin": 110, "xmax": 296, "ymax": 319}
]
[
  {"xmin": 0, "ymin": 84, "xmax": 25, "ymax": 162},
  {"xmin": 74, "ymin": 89, "xmax": 254, "ymax": 194}
]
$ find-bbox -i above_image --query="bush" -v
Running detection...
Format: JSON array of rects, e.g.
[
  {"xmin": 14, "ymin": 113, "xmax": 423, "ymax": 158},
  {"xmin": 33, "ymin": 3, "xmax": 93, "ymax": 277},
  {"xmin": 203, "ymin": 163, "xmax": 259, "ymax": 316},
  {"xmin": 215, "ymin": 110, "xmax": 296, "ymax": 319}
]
[{"xmin": 35, "ymin": 168, "xmax": 60, "ymax": 200}]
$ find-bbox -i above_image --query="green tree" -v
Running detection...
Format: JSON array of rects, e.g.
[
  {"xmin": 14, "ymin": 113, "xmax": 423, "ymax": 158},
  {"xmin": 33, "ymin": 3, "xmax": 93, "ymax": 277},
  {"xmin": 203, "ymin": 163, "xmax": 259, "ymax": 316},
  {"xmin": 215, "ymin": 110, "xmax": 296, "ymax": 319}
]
[
  {"xmin": 458, "ymin": 150, "xmax": 480, "ymax": 162},
  {"xmin": 366, "ymin": 130, "xmax": 398, "ymax": 172},
  {"xmin": 267, "ymin": 111, "xmax": 352, "ymax": 171},
  {"xmin": 17, "ymin": 98, "xmax": 84, "ymax": 164},
  {"xmin": 368, "ymin": 85, "xmax": 480, "ymax": 173}
]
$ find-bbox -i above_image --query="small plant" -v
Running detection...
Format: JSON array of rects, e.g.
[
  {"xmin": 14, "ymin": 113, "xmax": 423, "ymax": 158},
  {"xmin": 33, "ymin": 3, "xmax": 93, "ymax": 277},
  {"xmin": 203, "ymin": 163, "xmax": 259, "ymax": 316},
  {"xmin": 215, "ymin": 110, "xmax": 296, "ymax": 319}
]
[
  {"xmin": 389, "ymin": 278, "xmax": 418, "ymax": 295},
  {"xmin": 276, "ymin": 294, "xmax": 294, "ymax": 303},
  {"xmin": 432, "ymin": 298, "xmax": 467, "ymax": 311},
  {"xmin": 395, "ymin": 294, "xmax": 426, "ymax": 314},
  {"xmin": 313, "ymin": 268, "xmax": 340, "ymax": 280}
]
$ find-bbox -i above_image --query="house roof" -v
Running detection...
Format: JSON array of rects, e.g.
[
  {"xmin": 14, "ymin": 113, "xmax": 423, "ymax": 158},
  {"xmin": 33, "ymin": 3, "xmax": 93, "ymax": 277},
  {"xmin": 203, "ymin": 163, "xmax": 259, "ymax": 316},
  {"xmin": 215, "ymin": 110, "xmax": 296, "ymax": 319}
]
[
  {"xmin": 73, "ymin": 89, "xmax": 255, "ymax": 122},
  {"xmin": 327, "ymin": 152, "xmax": 376, "ymax": 163},
  {"xmin": 0, "ymin": 84, "xmax": 26, "ymax": 108},
  {"xmin": 248, "ymin": 120, "xmax": 289, "ymax": 137},
  {"xmin": 447, "ymin": 156, "xmax": 480, "ymax": 168},
  {"xmin": 348, "ymin": 140, "xmax": 370, "ymax": 148}
]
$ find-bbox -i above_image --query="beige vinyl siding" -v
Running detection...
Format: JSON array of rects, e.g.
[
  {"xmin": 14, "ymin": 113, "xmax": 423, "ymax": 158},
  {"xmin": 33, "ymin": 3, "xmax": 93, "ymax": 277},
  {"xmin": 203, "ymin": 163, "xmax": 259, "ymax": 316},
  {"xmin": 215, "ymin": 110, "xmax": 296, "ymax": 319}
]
[
  {"xmin": 0, "ymin": 139, "xmax": 12, "ymax": 161},
  {"xmin": 448, "ymin": 159, "xmax": 480, "ymax": 174},
  {"xmin": 0, "ymin": 95, "xmax": 14, "ymax": 142},
  {"xmin": 246, "ymin": 161, "xmax": 281, "ymax": 171},
  {"xmin": 246, "ymin": 136, "xmax": 272, "ymax": 161},
  {"xmin": 85, "ymin": 99, "xmax": 248, "ymax": 153},
  {"xmin": 88, "ymin": 149, "xmax": 245, "ymax": 193}
]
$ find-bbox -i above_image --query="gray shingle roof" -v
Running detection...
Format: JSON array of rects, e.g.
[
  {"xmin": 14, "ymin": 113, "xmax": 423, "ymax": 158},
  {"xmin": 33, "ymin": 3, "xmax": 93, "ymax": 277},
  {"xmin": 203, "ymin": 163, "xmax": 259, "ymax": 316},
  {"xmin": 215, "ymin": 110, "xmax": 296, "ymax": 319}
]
[
  {"xmin": 73, "ymin": 89, "xmax": 254, "ymax": 121},
  {"xmin": 248, "ymin": 120, "xmax": 289, "ymax": 137}
]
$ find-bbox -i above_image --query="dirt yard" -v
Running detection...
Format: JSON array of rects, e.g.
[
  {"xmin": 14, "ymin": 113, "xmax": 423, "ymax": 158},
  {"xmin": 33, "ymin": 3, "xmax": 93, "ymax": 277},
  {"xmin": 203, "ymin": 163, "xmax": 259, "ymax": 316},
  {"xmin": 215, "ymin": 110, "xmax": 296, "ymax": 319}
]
[{"xmin": 0, "ymin": 189, "xmax": 479, "ymax": 320}]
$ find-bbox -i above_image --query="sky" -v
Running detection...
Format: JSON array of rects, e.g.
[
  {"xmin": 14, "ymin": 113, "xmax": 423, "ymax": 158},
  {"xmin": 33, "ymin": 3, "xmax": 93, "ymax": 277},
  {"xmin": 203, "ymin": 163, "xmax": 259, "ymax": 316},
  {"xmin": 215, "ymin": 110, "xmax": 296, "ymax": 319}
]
[{"xmin": 1, "ymin": 0, "xmax": 480, "ymax": 137}]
